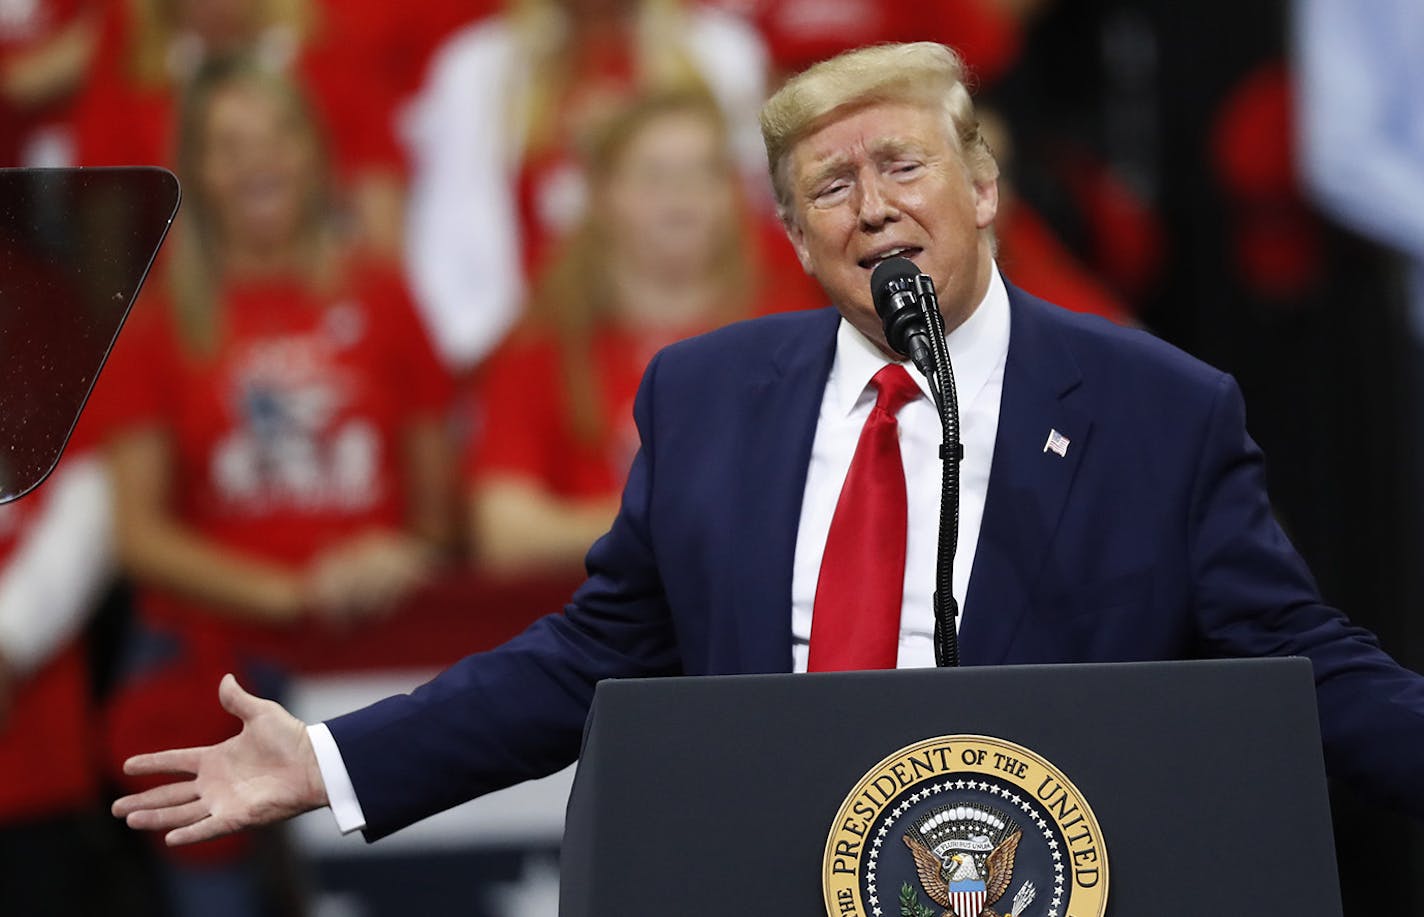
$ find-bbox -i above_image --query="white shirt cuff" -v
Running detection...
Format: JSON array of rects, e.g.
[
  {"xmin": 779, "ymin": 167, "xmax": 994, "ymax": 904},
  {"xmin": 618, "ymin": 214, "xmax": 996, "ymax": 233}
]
[{"xmin": 307, "ymin": 722, "xmax": 367, "ymax": 834}]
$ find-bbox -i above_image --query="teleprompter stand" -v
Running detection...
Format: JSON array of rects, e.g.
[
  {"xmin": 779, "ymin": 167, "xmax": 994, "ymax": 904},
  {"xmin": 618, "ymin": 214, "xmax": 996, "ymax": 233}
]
[{"xmin": 561, "ymin": 658, "xmax": 1341, "ymax": 916}]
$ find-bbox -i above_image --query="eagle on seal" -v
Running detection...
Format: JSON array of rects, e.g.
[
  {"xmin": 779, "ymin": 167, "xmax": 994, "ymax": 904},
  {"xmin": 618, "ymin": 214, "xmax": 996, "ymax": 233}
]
[{"xmin": 902, "ymin": 829, "xmax": 1022, "ymax": 917}]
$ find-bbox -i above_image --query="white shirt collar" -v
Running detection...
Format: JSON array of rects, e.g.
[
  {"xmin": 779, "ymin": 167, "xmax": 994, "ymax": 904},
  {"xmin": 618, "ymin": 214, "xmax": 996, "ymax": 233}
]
[{"xmin": 829, "ymin": 265, "xmax": 1012, "ymax": 417}]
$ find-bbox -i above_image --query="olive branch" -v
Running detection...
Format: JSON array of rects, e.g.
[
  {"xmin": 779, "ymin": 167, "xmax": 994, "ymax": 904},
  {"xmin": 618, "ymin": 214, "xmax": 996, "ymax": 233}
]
[{"xmin": 899, "ymin": 882, "xmax": 937, "ymax": 917}]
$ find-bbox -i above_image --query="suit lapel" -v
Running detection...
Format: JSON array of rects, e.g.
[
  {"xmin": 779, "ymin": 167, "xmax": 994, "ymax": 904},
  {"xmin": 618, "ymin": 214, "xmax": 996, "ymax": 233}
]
[
  {"xmin": 960, "ymin": 287, "xmax": 1091, "ymax": 665},
  {"xmin": 728, "ymin": 308, "xmax": 840, "ymax": 673}
]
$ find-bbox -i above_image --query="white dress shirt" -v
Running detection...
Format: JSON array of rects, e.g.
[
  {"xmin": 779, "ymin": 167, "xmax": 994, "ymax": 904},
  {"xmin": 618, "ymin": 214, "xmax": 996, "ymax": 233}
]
[
  {"xmin": 790, "ymin": 268, "xmax": 1010, "ymax": 671},
  {"xmin": 310, "ymin": 267, "xmax": 1013, "ymax": 833}
]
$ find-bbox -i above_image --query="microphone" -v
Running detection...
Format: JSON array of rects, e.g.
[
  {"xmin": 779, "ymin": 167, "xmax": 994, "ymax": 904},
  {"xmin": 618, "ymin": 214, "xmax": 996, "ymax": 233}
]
[
  {"xmin": 868, "ymin": 256, "xmax": 963, "ymax": 668},
  {"xmin": 870, "ymin": 257, "xmax": 941, "ymax": 379}
]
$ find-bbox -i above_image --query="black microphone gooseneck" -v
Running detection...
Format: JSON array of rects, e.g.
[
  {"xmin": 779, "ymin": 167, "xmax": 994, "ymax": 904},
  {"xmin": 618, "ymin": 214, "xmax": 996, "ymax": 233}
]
[{"xmin": 870, "ymin": 258, "xmax": 962, "ymax": 667}]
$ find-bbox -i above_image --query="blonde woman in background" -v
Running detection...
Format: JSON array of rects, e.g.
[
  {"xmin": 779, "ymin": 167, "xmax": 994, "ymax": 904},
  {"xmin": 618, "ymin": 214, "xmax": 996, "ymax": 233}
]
[
  {"xmin": 73, "ymin": 0, "xmax": 410, "ymax": 257},
  {"xmin": 467, "ymin": 90, "xmax": 772, "ymax": 572},
  {"xmin": 95, "ymin": 57, "xmax": 452, "ymax": 917},
  {"xmin": 403, "ymin": 0, "xmax": 768, "ymax": 372}
]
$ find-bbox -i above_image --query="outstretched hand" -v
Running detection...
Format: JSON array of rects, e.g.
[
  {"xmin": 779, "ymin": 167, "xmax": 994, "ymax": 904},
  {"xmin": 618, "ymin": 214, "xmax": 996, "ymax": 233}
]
[{"xmin": 112, "ymin": 673, "xmax": 329, "ymax": 846}]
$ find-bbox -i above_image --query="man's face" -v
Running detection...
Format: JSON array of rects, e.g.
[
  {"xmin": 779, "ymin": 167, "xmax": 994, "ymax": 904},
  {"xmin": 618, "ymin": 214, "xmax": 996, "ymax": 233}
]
[{"xmin": 782, "ymin": 101, "xmax": 999, "ymax": 353}]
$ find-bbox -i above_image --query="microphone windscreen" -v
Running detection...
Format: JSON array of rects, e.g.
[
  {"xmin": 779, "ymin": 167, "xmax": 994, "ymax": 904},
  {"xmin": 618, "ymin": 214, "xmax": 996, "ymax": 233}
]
[{"xmin": 870, "ymin": 257, "xmax": 920, "ymax": 320}]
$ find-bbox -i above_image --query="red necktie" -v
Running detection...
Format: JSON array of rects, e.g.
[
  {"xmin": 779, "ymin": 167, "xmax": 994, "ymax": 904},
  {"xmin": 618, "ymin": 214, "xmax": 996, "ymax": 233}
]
[{"xmin": 808, "ymin": 364, "xmax": 922, "ymax": 672}]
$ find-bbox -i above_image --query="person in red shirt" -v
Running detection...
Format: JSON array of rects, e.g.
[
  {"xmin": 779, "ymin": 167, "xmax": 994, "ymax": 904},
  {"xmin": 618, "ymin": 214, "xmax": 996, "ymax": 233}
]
[
  {"xmin": 314, "ymin": 0, "xmax": 491, "ymax": 114},
  {"xmin": 1209, "ymin": 61, "xmax": 1325, "ymax": 304},
  {"xmin": 0, "ymin": 0, "xmax": 100, "ymax": 167},
  {"xmin": 95, "ymin": 57, "xmax": 453, "ymax": 917},
  {"xmin": 698, "ymin": 0, "xmax": 1042, "ymax": 86},
  {"xmin": 405, "ymin": 0, "xmax": 769, "ymax": 370},
  {"xmin": 470, "ymin": 90, "xmax": 776, "ymax": 571},
  {"xmin": 72, "ymin": 0, "xmax": 407, "ymax": 257},
  {"xmin": 0, "ymin": 429, "xmax": 114, "ymax": 916}
]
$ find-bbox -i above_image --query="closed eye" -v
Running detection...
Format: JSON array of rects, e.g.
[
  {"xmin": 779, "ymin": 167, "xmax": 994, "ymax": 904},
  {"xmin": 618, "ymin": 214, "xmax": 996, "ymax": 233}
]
[{"xmin": 814, "ymin": 180, "xmax": 851, "ymax": 205}]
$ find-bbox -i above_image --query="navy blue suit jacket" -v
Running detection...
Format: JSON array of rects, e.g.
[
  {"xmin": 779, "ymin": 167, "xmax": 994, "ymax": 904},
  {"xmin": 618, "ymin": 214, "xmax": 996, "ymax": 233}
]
[{"xmin": 329, "ymin": 285, "xmax": 1424, "ymax": 839}]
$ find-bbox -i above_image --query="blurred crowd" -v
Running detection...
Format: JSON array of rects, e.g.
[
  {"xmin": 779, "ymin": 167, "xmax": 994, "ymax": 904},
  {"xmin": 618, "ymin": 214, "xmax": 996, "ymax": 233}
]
[{"xmin": 1, "ymin": 0, "xmax": 1421, "ymax": 915}]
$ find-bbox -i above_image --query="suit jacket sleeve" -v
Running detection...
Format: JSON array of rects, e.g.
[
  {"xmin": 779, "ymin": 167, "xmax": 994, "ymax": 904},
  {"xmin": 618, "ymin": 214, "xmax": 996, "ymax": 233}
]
[
  {"xmin": 324, "ymin": 353, "xmax": 683, "ymax": 840},
  {"xmin": 1190, "ymin": 374, "xmax": 1424, "ymax": 816}
]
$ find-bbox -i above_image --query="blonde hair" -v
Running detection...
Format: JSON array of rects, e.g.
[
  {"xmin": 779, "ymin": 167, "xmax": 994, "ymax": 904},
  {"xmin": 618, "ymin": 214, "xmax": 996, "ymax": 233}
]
[
  {"xmin": 759, "ymin": 42, "xmax": 998, "ymax": 220},
  {"xmin": 528, "ymin": 90, "xmax": 751, "ymax": 442},
  {"xmin": 168, "ymin": 55, "xmax": 334, "ymax": 354}
]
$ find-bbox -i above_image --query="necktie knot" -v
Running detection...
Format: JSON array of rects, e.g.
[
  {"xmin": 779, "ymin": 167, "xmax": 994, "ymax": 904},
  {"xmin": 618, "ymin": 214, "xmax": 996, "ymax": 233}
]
[{"xmin": 871, "ymin": 364, "xmax": 921, "ymax": 416}]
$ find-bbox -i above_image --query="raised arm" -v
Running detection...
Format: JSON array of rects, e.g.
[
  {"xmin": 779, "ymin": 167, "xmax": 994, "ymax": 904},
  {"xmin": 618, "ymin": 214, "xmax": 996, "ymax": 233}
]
[
  {"xmin": 402, "ymin": 24, "xmax": 525, "ymax": 369},
  {"xmin": 0, "ymin": 456, "xmax": 114, "ymax": 682}
]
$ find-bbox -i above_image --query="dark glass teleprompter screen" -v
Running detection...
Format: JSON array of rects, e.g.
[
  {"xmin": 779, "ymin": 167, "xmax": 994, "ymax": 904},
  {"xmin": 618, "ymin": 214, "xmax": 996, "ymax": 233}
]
[{"xmin": 0, "ymin": 167, "xmax": 179, "ymax": 502}]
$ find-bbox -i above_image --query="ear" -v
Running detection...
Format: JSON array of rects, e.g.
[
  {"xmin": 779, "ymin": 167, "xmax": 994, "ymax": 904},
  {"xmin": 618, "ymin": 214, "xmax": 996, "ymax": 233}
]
[
  {"xmin": 783, "ymin": 213, "xmax": 815, "ymax": 275},
  {"xmin": 973, "ymin": 177, "xmax": 1000, "ymax": 230}
]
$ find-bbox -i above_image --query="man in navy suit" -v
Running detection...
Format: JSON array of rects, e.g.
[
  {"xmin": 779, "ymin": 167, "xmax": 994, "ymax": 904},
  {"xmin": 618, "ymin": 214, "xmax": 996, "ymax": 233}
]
[{"xmin": 115, "ymin": 42, "xmax": 1424, "ymax": 845}]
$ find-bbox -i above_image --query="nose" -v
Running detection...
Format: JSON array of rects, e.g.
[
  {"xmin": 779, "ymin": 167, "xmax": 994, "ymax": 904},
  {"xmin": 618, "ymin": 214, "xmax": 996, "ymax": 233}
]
[{"xmin": 856, "ymin": 170, "xmax": 901, "ymax": 230}]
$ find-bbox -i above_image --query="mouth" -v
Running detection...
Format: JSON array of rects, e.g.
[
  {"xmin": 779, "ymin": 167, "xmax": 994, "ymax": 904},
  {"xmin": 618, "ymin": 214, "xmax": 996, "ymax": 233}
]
[
  {"xmin": 858, "ymin": 245, "xmax": 923, "ymax": 270},
  {"xmin": 235, "ymin": 172, "xmax": 289, "ymax": 208}
]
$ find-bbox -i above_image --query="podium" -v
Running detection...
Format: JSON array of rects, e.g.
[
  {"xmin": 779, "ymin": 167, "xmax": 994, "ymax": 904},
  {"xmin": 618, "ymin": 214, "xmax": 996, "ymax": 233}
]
[{"xmin": 561, "ymin": 658, "xmax": 1342, "ymax": 916}]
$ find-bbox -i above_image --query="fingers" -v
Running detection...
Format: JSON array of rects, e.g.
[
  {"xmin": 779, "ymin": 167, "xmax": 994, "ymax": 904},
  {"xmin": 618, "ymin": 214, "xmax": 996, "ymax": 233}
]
[
  {"xmin": 112, "ymin": 781, "xmax": 199, "ymax": 818},
  {"xmin": 166, "ymin": 816, "xmax": 226, "ymax": 847},
  {"xmin": 218, "ymin": 672, "xmax": 264, "ymax": 720},
  {"xmin": 125, "ymin": 798, "xmax": 211, "ymax": 833},
  {"xmin": 123, "ymin": 747, "xmax": 205, "ymax": 778}
]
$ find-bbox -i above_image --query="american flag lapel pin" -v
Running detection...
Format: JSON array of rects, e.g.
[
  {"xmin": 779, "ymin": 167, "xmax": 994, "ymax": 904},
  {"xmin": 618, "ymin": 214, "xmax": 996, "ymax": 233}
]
[{"xmin": 1043, "ymin": 429, "xmax": 1070, "ymax": 457}]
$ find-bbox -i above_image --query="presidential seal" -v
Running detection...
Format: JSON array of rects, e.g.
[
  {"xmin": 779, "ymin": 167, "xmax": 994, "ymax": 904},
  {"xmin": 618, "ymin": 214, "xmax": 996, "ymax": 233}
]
[{"xmin": 823, "ymin": 736, "xmax": 1107, "ymax": 917}]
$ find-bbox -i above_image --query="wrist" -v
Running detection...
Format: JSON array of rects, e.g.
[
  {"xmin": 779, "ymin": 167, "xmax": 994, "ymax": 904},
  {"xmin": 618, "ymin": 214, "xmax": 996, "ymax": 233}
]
[{"xmin": 297, "ymin": 725, "xmax": 330, "ymax": 810}]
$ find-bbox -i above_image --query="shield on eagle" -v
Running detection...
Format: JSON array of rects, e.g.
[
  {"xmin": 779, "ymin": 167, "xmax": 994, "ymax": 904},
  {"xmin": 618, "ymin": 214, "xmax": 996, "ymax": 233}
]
[{"xmin": 948, "ymin": 880, "xmax": 987, "ymax": 917}]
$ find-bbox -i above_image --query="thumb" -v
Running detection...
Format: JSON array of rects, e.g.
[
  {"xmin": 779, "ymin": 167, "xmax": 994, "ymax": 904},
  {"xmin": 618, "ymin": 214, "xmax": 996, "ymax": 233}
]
[{"xmin": 218, "ymin": 673, "xmax": 263, "ymax": 721}]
